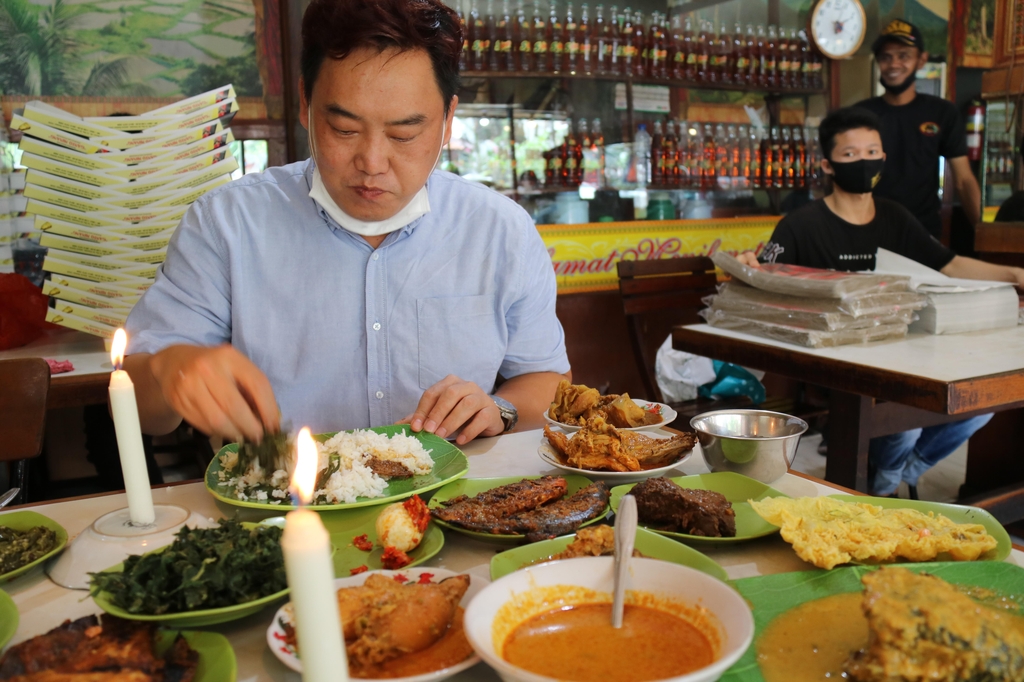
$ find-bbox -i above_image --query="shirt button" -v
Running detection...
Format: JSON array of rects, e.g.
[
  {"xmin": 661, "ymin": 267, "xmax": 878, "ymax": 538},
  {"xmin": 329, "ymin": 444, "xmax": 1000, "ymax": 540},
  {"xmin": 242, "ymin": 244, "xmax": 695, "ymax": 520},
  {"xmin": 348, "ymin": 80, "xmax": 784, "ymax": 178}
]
[
  {"xmin": 372, "ymin": 322, "xmax": 381, "ymax": 331},
  {"xmin": 372, "ymin": 252, "xmax": 379, "ymax": 260},
  {"xmin": 376, "ymin": 391, "xmax": 384, "ymax": 400}
]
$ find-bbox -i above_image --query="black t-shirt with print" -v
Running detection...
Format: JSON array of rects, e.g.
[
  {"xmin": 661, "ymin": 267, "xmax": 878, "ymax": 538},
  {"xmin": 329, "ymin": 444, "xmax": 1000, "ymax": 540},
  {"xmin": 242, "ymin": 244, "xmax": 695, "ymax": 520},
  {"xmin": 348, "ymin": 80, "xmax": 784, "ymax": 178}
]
[
  {"xmin": 855, "ymin": 94, "xmax": 968, "ymax": 237},
  {"xmin": 759, "ymin": 198, "xmax": 955, "ymax": 272}
]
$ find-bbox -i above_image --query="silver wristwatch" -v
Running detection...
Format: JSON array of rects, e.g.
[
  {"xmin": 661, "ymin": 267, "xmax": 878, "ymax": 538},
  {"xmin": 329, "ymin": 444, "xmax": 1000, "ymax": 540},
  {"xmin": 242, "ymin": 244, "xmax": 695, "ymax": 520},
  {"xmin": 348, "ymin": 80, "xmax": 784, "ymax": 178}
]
[{"xmin": 489, "ymin": 395, "xmax": 518, "ymax": 433}]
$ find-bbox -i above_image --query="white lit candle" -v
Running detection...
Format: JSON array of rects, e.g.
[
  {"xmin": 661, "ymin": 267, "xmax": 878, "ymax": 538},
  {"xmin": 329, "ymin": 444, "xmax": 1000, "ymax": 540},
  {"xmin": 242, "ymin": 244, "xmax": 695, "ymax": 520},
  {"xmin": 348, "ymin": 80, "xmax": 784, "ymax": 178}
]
[
  {"xmin": 108, "ymin": 328, "xmax": 155, "ymax": 526},
  {"xmin": 283, "ymin": 427, "xmax": 347, "ymax": 682}
]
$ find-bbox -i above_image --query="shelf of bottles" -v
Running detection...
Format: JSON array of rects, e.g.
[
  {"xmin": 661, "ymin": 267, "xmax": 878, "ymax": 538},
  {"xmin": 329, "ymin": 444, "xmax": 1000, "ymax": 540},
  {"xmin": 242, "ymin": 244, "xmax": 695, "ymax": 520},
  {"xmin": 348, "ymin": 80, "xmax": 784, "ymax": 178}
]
[
  {"xmin": 457, "ymin": 1, "xmax": 827, "ymax": 95},
  {"xmin": 982, "ymin": 102, "xmax": 1017, "ymax": 210},
  {"xmin": 536, "ymin": 117, "xmax": 823, "ymax": 193}
]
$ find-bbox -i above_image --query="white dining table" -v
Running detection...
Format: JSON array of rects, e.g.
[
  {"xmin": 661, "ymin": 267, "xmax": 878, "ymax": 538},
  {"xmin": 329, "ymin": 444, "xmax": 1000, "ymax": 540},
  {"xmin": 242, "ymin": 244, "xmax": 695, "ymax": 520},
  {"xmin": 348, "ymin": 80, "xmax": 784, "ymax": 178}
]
[{"xmin": 4, "ymin": 427, "xmax": 1023, "ymax": 681}]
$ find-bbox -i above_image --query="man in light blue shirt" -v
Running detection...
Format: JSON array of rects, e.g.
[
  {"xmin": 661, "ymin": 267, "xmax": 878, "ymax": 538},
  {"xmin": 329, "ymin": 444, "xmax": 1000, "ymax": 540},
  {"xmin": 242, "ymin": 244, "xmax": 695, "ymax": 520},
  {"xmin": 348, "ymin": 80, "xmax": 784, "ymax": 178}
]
[{"xmin": 124, "ymin": 0, "xmax": 569, "ymax": 445}]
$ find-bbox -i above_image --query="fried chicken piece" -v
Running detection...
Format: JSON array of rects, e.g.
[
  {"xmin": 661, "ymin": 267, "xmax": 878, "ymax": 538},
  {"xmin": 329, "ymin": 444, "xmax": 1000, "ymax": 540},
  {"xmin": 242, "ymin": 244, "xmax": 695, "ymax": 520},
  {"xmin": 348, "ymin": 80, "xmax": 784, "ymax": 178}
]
[
  {"xmin": 846, "ymin": 567, "xmax": 1024, "ymax": 682},
  {"xmin": 0, "ymin": 616, "xmax": 97, "ymax": 678},
  {"xmin": 548, "ymin": 381, "xmax": 605, "ymax": 426},
  {"xmin": 603, "ymin": 394, "xmax": 649, "ymax": 428},
  {"xmin": 334, "ymin": 574, "xmax": 471, "ymax": 670},
  {"xmin": 430, "ymin": 477, "xmax": 568, "ymax": 531},
  {"xmin": 544, "ymin": 418, "xmax": 695, "ymax": 472},
  {"xmin": 631, "ymin": 477, "xmax": 736, "ymax": 537},
  {"xmin": 365, "ymin": 458, "xmax": 414, "ymax": 480},
  {"xmin": 0, "ymin": 615, "xmax": 195, "ymax": 682},
  {"xmin": 3, "ymin": 672, "xmax": 153, "ymax": 681}
]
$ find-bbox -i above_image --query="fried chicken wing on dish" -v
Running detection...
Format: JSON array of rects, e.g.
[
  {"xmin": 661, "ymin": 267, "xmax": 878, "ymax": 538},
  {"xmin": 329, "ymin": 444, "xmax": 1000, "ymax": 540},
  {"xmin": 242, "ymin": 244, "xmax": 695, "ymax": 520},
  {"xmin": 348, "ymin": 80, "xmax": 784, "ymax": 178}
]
[
  {"xmin": 334, "ymin": 574, "xmax": 471, "ymax": 670},
  {"xmin": 846, "ymin": 567, "xmax": 1024, "ymax": 682},
  {"xmin": 544, "ymin": 418, "xmax": 695, "ymax": 472}
]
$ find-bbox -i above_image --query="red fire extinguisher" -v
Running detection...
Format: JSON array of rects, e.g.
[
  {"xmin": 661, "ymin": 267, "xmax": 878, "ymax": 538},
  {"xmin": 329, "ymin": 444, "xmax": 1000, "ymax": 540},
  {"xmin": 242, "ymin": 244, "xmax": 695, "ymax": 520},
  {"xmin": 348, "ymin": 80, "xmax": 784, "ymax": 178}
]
[{"xmin": 966, "ymin": 99, "xmax": 985, "ymax": 162}]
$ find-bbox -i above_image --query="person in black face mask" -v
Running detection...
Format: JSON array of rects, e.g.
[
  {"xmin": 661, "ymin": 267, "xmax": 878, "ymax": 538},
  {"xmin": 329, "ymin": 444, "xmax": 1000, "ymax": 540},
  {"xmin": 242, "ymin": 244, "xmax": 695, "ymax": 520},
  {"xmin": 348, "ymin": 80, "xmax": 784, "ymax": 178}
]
[
  {"xmin": 735, "ymin": 107, "xmax": 1023, "ymax": 500},
  {"xmin": 855, "ymin": 19, "xmax": 981, "ymax": 238}
]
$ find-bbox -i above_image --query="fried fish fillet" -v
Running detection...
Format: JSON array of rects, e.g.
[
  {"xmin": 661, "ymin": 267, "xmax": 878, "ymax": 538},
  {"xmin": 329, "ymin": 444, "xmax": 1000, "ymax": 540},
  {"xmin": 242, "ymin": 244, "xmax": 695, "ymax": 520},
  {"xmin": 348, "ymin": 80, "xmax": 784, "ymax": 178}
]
[
  {"xmin": 749, "ymin": 496, "xmax": 998, "ymax": 570},
  {"xmin": 847, "ymin": 567, "xmax": 1024, "ymax": 682},
  {"xmin": 544, "ymin": 418, "xmax": 695, "ymax": 472}
]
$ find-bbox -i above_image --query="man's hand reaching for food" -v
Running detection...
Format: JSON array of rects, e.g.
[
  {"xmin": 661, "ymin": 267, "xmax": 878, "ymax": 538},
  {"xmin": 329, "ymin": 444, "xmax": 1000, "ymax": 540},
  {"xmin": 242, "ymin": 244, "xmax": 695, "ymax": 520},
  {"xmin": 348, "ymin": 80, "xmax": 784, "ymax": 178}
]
[{"xmin": 124, "ymin": 344, "xmax": 280, "ymax": 443}]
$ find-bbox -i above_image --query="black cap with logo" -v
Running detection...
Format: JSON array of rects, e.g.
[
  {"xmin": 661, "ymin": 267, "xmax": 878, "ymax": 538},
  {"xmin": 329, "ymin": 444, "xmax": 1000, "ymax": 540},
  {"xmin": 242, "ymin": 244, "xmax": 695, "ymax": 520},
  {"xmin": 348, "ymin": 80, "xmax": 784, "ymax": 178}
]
[{"xmin": 871, "ymin": 19, "xmax": 925, "ymax": 54}]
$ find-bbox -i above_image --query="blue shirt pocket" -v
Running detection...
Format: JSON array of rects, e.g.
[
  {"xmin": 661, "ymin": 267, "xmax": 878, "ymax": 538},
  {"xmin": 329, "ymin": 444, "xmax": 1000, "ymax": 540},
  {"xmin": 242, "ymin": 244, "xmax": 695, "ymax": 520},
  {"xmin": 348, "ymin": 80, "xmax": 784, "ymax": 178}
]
[{"xmin": 417, "ymin": 294, "xmax": 504, "ymax": 390}]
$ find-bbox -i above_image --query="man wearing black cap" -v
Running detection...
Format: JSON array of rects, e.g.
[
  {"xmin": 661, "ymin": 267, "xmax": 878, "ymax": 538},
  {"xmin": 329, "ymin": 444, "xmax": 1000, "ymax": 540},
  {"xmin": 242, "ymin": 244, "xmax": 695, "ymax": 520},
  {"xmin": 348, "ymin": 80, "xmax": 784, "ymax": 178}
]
[{"xmin": 856, "ymin": 19, "xmax": 981, "ymax": 239}]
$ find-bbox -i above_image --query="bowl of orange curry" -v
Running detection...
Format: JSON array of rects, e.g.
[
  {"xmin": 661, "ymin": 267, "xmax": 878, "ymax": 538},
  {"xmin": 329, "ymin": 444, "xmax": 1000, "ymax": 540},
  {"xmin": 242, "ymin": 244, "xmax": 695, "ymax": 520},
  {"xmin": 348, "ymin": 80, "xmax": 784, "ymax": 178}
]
[{"xmin": 463, "ymin": 557, "xmax": 753, "ymax": 682}]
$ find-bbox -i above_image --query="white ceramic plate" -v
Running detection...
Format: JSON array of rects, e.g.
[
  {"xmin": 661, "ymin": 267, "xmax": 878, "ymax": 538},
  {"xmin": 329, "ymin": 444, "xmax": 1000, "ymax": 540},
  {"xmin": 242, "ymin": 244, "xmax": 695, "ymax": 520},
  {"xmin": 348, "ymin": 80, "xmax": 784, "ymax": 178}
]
[
  {"xmin": 267, "ymin": 567, "xmax": 486, "ymax": 681},
  {"xmin": 537, "ymin": 431, "xmax": 693, "ymax": 484},
  {"xmin": 544, "ymin": 399, "xmax": 677, "ymax": 433}
]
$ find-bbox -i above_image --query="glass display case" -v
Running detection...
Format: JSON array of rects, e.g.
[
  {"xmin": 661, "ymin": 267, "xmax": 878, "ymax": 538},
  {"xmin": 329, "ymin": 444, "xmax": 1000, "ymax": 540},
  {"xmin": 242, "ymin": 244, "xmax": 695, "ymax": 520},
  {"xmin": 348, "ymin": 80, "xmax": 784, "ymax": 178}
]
[{"xmin": 982, "ymin": 101, "xmax": 1016, "ymax": 213}]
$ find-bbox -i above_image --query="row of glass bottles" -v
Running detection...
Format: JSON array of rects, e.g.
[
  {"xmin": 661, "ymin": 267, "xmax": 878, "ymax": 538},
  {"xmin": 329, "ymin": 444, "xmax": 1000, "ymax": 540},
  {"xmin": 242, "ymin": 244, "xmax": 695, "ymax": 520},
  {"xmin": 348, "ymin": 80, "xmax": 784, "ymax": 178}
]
[
  {"xmin": 986, "ymin": 133, "xmax": 1016, "ymax": 185},
  {"xmin": 542, "ymin": 118, "xmax": 606, "ymax": 188},
  {"xmin": 645, "ymin": 121, "xmax": 823, "ymax": 190},
  {"xmin": 459, "ymin": 0, "xmax": 824, "ymax": 89}
]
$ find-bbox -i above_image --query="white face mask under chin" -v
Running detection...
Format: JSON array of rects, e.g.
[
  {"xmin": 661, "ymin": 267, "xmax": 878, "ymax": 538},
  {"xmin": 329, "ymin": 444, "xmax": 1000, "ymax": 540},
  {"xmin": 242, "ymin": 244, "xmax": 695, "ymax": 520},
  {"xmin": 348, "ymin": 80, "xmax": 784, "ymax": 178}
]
[
  {"xmin": 309, "ymin": 167, "xmax": 431, "ymax": 237},
  {"xmin": 307, "ymin": 108, "xmax": 446, "ymax": 238}
]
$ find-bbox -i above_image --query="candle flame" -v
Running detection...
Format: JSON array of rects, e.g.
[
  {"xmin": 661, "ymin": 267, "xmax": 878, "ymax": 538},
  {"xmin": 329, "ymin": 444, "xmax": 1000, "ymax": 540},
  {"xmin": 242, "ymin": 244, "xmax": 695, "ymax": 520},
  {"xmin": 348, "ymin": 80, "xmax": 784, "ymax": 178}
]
[
  {"xmin": 111, "ymin": 328, "xmax": 127, "ymax": 370},
  {"xmin": 291, "ymin": 427, "xmax": 319, "ymax": 505}
]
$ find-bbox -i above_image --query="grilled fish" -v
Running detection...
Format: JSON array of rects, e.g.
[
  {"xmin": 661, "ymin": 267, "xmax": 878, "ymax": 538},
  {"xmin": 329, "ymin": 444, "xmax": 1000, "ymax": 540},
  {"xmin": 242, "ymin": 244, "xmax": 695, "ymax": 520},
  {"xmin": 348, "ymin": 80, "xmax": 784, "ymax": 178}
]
[
  {"xmin": 430, "ymin": 476, "xmax": 568, "ymax": 531},
  {"xmin": 496, "ymin": 482, "xmax": 611, "ymax": 541}
]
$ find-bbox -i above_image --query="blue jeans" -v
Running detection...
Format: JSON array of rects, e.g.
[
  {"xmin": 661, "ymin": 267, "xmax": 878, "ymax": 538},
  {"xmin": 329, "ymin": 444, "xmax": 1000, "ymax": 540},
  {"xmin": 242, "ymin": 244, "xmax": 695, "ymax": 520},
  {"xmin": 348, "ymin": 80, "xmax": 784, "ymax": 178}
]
[{"xmin": 869, "ymin": 414, "xmax": 994, "ymax": 496}]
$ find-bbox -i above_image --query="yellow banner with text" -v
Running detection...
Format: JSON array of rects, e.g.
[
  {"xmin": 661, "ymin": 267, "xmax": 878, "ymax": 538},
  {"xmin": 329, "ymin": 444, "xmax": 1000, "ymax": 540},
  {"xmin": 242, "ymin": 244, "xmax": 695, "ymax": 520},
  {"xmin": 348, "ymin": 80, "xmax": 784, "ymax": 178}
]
[{"xmin": 538, "ymin": 217, "xmax": 780, "ymax": 293}]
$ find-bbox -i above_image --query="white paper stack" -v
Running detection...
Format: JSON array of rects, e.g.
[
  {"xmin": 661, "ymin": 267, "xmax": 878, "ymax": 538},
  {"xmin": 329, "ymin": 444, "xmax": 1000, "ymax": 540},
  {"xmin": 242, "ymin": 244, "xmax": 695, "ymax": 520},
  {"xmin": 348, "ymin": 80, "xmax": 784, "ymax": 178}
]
[
  {"xmin": 874, "ymin": 249, "xmax": 1021, "ymax": 334},
  {"xmin": 705, "ymin": 251, "xmax": 929, "ymax": 348},
  {"xmin": 10, "ymin": 86, "xmax": 241, "ymax": 340}
]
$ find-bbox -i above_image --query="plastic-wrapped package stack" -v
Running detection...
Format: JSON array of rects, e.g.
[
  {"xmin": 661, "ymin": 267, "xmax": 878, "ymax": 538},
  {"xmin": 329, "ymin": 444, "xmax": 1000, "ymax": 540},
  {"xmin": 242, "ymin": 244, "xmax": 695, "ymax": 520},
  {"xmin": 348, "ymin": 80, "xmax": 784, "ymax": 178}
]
[
  {"xmin": 705, "ymin": 251, "xmax": 929, "ymax": 348},
  {"xmin": 6, "ymin": 86, "xmax": 240, "ymax": 342}
]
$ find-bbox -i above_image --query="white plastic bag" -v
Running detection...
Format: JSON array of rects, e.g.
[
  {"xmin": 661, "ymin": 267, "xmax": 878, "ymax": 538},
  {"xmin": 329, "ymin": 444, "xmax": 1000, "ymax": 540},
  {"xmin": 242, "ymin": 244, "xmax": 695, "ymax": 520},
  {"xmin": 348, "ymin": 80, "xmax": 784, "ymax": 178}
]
[{"xmin": 654, "ymin": 335, "xmax": 717, "ymax": 403}]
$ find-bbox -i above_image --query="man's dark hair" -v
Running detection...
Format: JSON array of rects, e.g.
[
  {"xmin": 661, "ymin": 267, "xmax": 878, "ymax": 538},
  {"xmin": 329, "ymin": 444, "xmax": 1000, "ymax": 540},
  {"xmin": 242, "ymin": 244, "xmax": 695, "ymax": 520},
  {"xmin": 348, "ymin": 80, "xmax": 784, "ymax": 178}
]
[
  {"xmin": 818, "ymin": 107, "xmax": 883, "ymax": 159},
  {"xmin": 301, "ymin": 0, "xmax": 462, "ymax": 114}
]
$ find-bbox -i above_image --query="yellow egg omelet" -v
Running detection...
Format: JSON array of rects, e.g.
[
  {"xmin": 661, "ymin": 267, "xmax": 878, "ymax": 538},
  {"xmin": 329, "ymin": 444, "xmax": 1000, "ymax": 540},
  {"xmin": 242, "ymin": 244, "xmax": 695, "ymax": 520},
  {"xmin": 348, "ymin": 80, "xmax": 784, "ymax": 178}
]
[{"xmin": 748, "ymin": 496, "xmax": 998, "ymax": 570}]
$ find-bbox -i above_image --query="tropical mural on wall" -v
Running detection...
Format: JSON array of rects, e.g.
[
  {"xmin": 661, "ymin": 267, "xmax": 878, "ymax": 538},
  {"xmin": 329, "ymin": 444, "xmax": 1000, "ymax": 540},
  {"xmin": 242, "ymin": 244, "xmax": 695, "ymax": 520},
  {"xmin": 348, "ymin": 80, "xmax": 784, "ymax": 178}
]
[{"xmin": 0, "ymin": 0, "xmax": 263, "ymax": 98}]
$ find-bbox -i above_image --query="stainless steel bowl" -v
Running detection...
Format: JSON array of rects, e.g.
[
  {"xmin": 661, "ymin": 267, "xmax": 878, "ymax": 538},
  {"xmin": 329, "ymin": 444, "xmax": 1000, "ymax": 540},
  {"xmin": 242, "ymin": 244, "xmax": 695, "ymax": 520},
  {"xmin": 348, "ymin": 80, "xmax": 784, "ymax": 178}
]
[{"xmin": 690, "ymin": 409, "xmax": 809, "ymax": 483}]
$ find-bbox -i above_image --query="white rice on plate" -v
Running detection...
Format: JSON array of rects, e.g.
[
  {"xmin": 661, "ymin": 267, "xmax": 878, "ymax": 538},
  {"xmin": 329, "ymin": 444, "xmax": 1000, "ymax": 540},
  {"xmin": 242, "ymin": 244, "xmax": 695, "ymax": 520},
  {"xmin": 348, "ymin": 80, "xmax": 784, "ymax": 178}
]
[{"xmin": 217, "ymin": 430, "xmax": 434, "ymax": 504}]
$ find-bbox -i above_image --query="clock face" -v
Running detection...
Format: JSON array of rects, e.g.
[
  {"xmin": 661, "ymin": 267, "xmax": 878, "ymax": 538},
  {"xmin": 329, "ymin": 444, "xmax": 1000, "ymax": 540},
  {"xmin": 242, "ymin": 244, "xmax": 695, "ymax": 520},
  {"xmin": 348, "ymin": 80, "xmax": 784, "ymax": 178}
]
[{"xmin": 811, "ymin": 0, "xmax": 866, "ymax": 60}]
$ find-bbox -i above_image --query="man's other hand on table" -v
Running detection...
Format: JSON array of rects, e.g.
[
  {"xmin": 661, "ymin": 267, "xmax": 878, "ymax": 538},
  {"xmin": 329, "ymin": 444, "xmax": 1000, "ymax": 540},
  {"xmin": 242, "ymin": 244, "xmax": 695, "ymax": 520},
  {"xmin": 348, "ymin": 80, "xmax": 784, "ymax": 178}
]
[{"xmin": 401, "ymin": 371, "xmax": 568, "ymax": 445}]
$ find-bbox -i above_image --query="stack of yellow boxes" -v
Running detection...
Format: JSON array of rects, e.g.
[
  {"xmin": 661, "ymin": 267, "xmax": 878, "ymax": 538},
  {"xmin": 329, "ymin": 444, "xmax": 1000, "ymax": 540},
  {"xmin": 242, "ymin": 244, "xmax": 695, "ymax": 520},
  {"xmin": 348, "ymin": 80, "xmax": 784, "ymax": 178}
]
[{"xmin": 8, "ymin": 85, "xmax": 240, "ymax": 341}]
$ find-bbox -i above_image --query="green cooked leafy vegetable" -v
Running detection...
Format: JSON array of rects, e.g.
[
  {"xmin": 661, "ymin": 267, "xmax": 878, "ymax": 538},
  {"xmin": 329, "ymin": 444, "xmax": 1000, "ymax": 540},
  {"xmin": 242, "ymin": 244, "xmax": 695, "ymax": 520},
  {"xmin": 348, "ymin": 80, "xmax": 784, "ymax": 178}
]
[
  {"xmin": 88, "ymin": 519, "xmax": 286, "ymax": 615},
  {"xmin": 0, "ymin": 525, "xmax": 58, "ymax": 574}
]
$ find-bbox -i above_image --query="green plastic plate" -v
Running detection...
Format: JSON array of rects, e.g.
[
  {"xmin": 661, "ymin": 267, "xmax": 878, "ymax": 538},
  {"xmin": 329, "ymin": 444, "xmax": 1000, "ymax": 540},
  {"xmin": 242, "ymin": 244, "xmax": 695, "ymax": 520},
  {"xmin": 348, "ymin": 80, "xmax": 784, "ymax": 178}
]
[
  {"xmin": 268, "ymin": 504, "xmax": 444, "ymax": 577},
  {"xmin": 160, "ymin": 630, "xmax": 237, "ymax": 682},
  {"xmin": 721, "ymin": 561, "xmax": 1024, "ymax": 682},
  {"xmin": 427, "ymin": 475, "xmax": 609, "ymax": 544},
  {"xmin": 610, "ymin": 472, "xmax": 789, "ymax": 544},
  {"xmin": 828, "ymin": 494, "xmax": 1011, "ymax": 563},
  {"xmin": 0, "ymin": 590, "xmax": 16, "ymax": 650},
  {"xmin": 490, "ymin": 525, "xmax": 728, "ymax": 581},
  {"xmin": 91, "ymin": 522, "xmax": 290, "ymax": 628},
  {"xmin": 0, "ymin": 510, "xmax": 69, "ymax": 583},
  {"xmin": 206, "ymin": 425, "xmax": 469, "ymax": 511}
]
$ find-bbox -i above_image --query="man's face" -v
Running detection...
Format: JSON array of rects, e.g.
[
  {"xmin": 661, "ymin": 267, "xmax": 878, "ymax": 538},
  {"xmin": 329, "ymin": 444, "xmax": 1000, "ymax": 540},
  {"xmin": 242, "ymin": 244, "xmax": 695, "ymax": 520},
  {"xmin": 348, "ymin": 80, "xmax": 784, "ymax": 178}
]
[
  {"xmin": 876, "ymin": 42, "xmax": 927, "ymax": 89},
  {"xmin": 823, "ymin": 127, "xmax": 884, "ymax": 175},
  {"xmin": 300, "ymin": 47, "xmax": 456, "ymax": 222}
]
